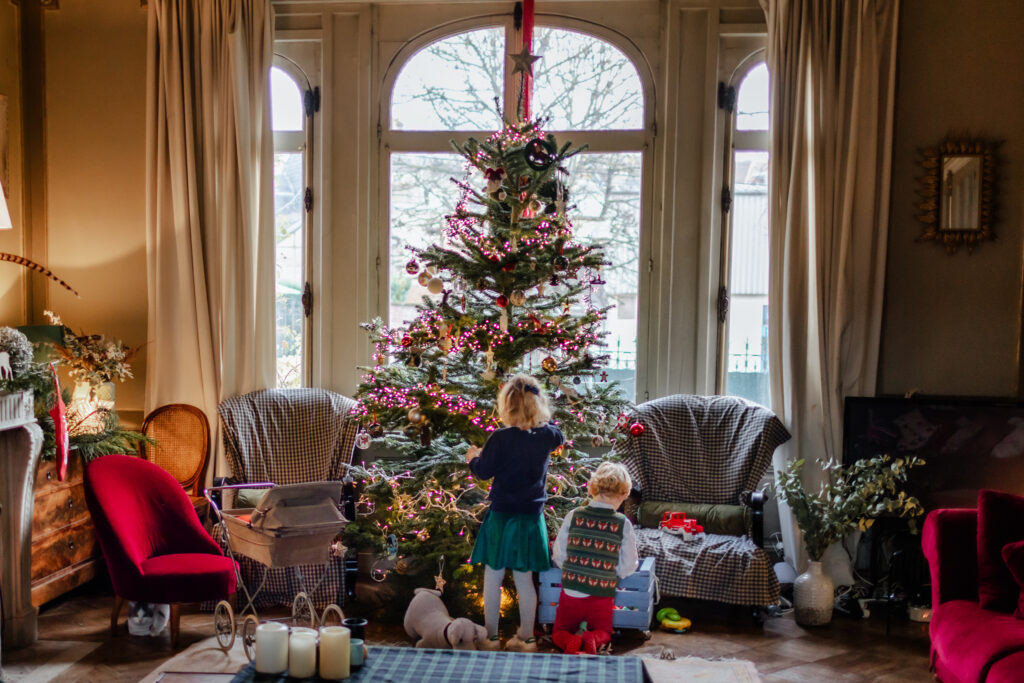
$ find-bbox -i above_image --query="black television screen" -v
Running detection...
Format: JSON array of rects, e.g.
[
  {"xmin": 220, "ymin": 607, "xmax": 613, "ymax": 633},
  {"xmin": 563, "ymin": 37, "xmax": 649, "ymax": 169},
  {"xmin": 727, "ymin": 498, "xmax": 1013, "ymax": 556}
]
[{"xmin": 843, "ymin": 396, "xmax": 1024, "ymax": 510}]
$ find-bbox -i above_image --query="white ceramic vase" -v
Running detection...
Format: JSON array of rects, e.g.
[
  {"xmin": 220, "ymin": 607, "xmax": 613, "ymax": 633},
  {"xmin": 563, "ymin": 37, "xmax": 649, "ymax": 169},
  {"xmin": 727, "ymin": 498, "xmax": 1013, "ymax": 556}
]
[{"xmin": 793, "ymin": 560, "xmax": 834, "ymax": 626}]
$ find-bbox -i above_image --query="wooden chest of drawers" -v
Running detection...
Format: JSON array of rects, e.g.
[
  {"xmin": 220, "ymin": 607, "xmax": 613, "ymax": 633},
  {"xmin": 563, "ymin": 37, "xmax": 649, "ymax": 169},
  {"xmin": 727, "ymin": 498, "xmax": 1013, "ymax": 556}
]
[{"xmin": 30, "ymin": 453, "xmax": 101, "ymax": 606}]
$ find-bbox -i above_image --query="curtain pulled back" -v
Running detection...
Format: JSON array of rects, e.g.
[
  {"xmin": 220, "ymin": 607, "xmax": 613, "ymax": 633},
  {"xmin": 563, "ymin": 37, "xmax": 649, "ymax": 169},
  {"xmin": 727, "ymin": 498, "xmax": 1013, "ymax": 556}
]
[
  {"xmin": 145, "ymin": 0, "xmax": 275, "ymax": 478},
  {"xmin": 761, "ymin": 0, "xmax": 900, "ymax": 570}
]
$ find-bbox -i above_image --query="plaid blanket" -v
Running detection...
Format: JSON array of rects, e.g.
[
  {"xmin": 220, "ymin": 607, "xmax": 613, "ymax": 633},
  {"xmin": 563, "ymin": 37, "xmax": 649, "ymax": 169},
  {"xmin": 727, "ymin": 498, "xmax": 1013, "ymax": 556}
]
[
  {"xmin": 213, "ymin": 388, "xmax": 359, "ymax": 611},
  {"xmin": 231, "ymin": 647, "xmax": 645, "ymax": 683},
  {"xmin": 614, "ymin": 394, "xmax": 790, "ymax": 606}
]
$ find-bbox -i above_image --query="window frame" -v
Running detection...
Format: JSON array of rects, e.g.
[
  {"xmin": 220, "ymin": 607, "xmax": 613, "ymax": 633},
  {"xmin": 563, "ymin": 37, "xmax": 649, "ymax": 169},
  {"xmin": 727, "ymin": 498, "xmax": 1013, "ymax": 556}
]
[
  {"xmin": 378, "ymin": 15, "xmax": 656, "ymax": 399},
  {"xmin": 715, "ymin": 46, "xmax": 771, "ymax": 400}
]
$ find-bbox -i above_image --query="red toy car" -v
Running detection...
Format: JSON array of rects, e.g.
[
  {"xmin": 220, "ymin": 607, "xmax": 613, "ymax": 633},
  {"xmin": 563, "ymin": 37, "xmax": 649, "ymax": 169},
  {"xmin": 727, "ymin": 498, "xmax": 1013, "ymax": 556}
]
[{"xmin": 659, "ymin": 511, "xmax": 704, "ymax": 536}]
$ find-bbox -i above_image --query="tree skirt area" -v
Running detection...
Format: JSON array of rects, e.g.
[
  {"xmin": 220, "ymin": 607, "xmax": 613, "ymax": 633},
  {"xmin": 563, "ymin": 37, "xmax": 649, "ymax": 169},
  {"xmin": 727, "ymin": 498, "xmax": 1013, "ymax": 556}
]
[{"xmin": 140, "ymin": 638, "xmax": 761, "ymax": 683}]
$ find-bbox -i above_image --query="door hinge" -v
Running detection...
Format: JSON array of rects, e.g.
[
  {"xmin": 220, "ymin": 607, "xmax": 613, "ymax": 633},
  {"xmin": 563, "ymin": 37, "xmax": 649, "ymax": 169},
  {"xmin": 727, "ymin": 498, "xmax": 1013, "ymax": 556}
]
[
  {"xmin": 648, "ymin": 257, "xmax": 654, "ymax": 273},
  {"xmin": 375, "ymin": 255, "xmax": 382, "ymax": 269},
  {"xmin": 304, "ymin": 187, "xmax": 313, "ymax": 213},
  {"xmin": 721, "ymin": 185, "xmax": 732, "ymax": 214},
  {"xmin": 377, "ymin": 120, "xmax": 383, "ymax": 143},
  {"xmin": 717, "ymin": 284, "xmax": 730, "ymax": 324},
  {"xmin": 302, "ymin": 282, "xmax": 313, "ymax": 318},
  {"xmin": 718, "ymin": 82, "xmax": 736, "ymax": 113},
  {"xmin": 304, "ymin": 86, "xmax": 320, "ymax": 117}
]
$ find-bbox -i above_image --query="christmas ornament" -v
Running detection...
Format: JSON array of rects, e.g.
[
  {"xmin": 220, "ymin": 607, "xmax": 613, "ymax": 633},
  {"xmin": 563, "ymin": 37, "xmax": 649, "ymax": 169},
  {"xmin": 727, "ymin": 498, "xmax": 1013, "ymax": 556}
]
[
  {"xmin": 499, "ymin": 309, "xmax": 508, "ymax": 331},
  {"xmin": 573, "ymin": 376, "xmax": 581, "ymax": 385},
  {"xmin": 600, "ymin": 371, "xmax": 608, "ymax": 382},
  {"xmin": 529, "ymin": 258, "xmax": 537, "ymax": 271},
  {"xmin": 48, "ymin": 364, "xmax": 69, "ymax": 481},
  {"xmin": 524, "ymin": 137, "xmax": 556, "ymax": 171},
  {"xmin": 541, "ymin": 356, "xmax": 557, "ymax": 373},
  {"xmin": 629, "ymin": 422, "xmax": 645, "ymax": 437},
  {"xmin": 617, "ymin": 413, "xmax": 630, "ymax": 430},
  {"xmin": 417, "ymin": 271, "xmax": 432, "ymax": 287},
  {"xmin": 408, "ymin": 353, "xmax": 422, "ymax": 368},
  {"xmin": 439, "ymin": 336, "xmax": 452, "ymax": 352},
  {"xmin": 484, "ymin": 167, "xmax": 505, "ymax": 193},
  {"xmin": 496, "ymin": 294, "xmax": 509, "ymax": 308},
  {"xmin": 554, "ymin": 255, "xmax": 570, "ymax": 270},
  {"xmin": 509, "ymin": 290, "xmax": 526, "ymax": 306},
  {"xmin": 355, "ymin": 431, "xmax": 372, "ymax": 450},
  {"xmin": 508, "ymin": 43, "xmax": 541, "ymax": 77},
  {"xmin": 529, "ymin": 199, "xmax": 542, "ymax": 213},
  {"xmin": 368, "ymin": 422, "xmax": 384, "ymax": 438},
  {"xmin": 496, "ymin": 189, "xmax": 507, "ymax": 201},
  {"xmin": 488, "ymin": 254, "xmax": 501, "ymax": 263},
  {"xmin": 401, "ymin": 334, "xmax": 413, "ymax": 347},
  {"xmin": 403, "ymin": 424, "xmax": 420, "ymax": 439},
  {"xmin": 501, "ymin": 261, "xmax": 516, "ymax": 272},
  {"xmin": 427, "ymin": 277, "xmax": 444, "ymax": 294},
  {"xmin": 375, "ymin": 354, "xmax": 386, "ymax": 366},
  {"xmin": 591, "ymin": 435, "xmax": 605, "ymax": 448},
  {"xmin": 405, "ymin": 259, "xmax": 420, "ymax": 275},
  {"xmin": 407, "ymin": 407, "xmax": 425, "ymax": 424}
]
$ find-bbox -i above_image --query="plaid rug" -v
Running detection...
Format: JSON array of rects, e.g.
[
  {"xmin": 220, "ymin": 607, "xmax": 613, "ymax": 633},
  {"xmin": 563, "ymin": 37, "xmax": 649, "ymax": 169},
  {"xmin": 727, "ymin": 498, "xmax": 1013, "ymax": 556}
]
[{"xmin": 229, "ymin": 647, "xmax": 645, "ymax": 683}]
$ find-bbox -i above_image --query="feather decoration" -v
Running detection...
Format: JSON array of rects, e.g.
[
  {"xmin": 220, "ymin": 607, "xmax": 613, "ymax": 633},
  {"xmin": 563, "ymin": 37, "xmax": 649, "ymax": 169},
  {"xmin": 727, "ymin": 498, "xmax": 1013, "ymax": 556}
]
[{"xmin": 0, "ymin": 252, "xmax": 80, "ymax": 298}]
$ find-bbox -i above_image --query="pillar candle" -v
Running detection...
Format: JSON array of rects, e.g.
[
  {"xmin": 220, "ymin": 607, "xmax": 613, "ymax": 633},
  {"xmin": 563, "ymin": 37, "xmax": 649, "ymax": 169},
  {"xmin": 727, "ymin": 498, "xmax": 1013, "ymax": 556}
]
[
  {"xmin": 254, "ymin": 622, "xmax": 289, "ymax": 674},
  {"xmin": 319, "ymin": 625, "xmax": 351, "ymax": 680},
  {"xmin": 288, "ymin": 631, "xmax": 317, "ymax": 679}
]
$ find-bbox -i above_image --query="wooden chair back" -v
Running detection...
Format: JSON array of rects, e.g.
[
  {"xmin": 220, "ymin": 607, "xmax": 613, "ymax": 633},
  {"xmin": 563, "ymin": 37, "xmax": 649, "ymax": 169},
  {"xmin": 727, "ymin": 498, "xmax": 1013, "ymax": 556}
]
[{"xmin": 140, "ymin": 403, "xmax": 211, "ymax": 496}]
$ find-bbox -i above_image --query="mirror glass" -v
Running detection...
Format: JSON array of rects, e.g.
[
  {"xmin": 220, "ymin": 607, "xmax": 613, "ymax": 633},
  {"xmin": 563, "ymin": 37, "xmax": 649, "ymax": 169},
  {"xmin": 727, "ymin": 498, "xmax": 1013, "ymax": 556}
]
[{"xmin": 941, "ymin": 154, "xmax": 982, "ymax": 231}]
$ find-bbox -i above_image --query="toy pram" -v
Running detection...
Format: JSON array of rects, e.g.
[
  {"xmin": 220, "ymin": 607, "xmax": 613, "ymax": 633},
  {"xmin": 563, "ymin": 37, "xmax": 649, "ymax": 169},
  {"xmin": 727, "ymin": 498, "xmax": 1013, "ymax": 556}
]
[{"xmin": 205, "ymin": 481, "xmax": 349, "ymax": 660}]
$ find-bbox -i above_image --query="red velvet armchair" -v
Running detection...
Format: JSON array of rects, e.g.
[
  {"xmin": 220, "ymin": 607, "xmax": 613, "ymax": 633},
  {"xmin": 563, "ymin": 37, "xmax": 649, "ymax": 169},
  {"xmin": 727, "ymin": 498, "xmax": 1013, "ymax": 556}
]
[
  {"xmin": 84, "ymin": 454, "xmax": 236, "ymax": 646},
  {"xmin": 923, "ymin": 507, "xmax": 1024, "ymax": 683}
]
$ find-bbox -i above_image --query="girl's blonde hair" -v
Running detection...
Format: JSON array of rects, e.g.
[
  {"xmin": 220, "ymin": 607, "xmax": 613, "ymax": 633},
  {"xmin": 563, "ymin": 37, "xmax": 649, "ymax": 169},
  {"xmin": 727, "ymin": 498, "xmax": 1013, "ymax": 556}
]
[
  {"xmin": 588, "ymin": 462, "xmax": 632, "ymax": 498},
  {"xmin": 497, "ymin": 374, "xmax": 552, "ymax": 430}
]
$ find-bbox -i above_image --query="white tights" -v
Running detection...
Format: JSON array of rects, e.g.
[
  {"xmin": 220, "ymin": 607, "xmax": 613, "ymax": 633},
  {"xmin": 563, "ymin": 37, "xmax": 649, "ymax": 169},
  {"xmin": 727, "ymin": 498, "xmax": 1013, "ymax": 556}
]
[{"xmin": 483, "ymin": 565, "xmax": 536, "ymax": 640}]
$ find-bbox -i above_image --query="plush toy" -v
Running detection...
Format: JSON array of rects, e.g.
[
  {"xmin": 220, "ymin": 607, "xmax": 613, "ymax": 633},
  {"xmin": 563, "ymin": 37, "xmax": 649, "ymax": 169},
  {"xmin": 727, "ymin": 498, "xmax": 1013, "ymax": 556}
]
[{"xmin": 404, "ymin": 587, "xmax": 488, "ymax": 650}]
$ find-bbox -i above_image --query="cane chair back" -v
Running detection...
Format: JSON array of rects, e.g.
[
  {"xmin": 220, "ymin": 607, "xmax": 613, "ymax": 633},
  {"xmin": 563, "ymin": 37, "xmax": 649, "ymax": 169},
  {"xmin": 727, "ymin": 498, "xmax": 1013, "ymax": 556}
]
[{"xmin": 140, "ymin": 403, "xmax": 211, "ymax": 497}]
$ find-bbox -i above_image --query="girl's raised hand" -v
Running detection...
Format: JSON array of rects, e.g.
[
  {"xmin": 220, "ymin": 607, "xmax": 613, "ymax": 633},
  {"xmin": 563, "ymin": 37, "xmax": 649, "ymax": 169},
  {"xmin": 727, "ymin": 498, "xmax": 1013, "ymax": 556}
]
[{"xmin": 465, "ymin": 445, "xmax": 482, "ymax": 463}]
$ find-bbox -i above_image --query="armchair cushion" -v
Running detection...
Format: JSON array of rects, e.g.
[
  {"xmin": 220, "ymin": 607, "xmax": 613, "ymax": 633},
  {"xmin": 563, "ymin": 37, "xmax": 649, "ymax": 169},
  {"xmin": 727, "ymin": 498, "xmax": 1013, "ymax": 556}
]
[
  {"xmin": 1001, "ymin": 540, "xmax": 1024, "ymax": 619},
  {"xmin": 978, "ymin": 489, "xmax": 1024, "ymax": 612},
  {"xmin": 637, "ymin": 501, "xmax": 750, "ymax": 537},
  {"xmin": 138, "ymin": 553, "xmax": 238, "ymax": 604}
]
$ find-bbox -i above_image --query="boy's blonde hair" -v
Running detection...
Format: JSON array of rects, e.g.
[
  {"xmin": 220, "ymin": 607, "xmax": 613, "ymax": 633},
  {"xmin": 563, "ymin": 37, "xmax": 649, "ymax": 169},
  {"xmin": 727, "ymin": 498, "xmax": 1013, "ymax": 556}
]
[
  {"xmin": 588, "ymin": 462, "xmax": 632, "ymax": 499},
  {"xmin": 497, "ymin": 374, "xmax": 552, "ymax": 430}
]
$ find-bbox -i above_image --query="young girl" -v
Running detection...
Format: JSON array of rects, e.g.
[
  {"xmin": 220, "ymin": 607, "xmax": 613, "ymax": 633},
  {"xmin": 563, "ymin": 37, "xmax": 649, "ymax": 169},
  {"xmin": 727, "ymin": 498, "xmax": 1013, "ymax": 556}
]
[{"xmin": 465, "ymin": 374, "xmax": 564, "ymax": 651}]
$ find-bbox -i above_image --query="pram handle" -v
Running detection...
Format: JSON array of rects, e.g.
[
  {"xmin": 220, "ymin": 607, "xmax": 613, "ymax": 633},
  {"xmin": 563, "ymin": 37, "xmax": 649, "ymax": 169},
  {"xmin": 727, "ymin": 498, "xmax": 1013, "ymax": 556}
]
[{"xmin": 204, "ymin": 483, "xmax": 276, "ymax": 527}]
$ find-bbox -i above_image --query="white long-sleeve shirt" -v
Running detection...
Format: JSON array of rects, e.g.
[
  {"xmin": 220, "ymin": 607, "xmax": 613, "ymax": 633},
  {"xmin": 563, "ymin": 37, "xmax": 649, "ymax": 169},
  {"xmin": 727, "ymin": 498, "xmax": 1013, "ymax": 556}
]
[{"xmin": 552, "ymin": 500, "xmax": 639, "ymax": 598}]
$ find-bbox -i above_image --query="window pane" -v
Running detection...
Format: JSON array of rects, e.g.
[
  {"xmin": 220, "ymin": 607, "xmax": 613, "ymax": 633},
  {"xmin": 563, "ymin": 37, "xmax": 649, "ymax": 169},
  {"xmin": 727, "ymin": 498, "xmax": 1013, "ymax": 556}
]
[
  {"xmin": 736, "ymin": 63, "xmax": 769, "ymax": 131},
  {"xmin": 271, "ymin": 66, "xmax": 303, "ymax": 132},
  {"xmin": 391, "ymin": 28, "xmax": 504, "ymax": 131},
  {"xmin": 532, "ymin": 28, "xmax": 643, "ymax": 130},
  {"xmin": 389, "ymin": 153, "xmax": 469, "ymax": 327},
  {"xmin": 562, "ymin": 152, "xmax": 642, "ymax": 401},
  {"xmin": 724, "ymin": 150, "xmax": 770, "ymax": 407},
  {"xmin": 275, "ymin": 152, "xmax": 304, "ymax": 387}
]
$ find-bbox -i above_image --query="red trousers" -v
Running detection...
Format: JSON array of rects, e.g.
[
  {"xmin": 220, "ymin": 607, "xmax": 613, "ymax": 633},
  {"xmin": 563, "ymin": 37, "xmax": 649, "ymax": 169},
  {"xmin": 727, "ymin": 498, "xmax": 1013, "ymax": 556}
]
[{"xmin": 552, "ymin": 590, "xmax": 614, "ymax": 655}]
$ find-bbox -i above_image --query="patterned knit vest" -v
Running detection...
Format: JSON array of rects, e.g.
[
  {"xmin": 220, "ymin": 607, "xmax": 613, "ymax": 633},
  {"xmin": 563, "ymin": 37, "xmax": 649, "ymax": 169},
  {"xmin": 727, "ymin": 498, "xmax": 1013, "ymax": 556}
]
[{"xmin": 562, "ymin": 505, "xmax": 627, "ymax": 597}]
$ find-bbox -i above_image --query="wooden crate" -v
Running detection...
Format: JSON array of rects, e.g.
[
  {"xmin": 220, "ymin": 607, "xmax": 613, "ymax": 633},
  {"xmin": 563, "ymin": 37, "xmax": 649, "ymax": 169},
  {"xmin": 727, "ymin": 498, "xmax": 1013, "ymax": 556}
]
[{"xmin": 537, "ymin": 557, "xmax": 655, "ymax": 630}]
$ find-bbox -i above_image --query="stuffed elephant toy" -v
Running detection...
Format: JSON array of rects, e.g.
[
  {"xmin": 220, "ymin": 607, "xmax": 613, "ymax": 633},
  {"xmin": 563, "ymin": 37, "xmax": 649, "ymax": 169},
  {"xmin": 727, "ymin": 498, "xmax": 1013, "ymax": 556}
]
[{"xmin": 404, "ymin": 587, "xmax": 488, "ymax": 650}]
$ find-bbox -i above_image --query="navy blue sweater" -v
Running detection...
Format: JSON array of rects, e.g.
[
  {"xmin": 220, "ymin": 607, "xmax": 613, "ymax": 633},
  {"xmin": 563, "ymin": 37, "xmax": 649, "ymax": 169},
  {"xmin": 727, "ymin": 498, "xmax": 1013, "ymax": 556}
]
[{"xmin": 469, "ymin": 423, "xmax": 565, "ymax": 515}]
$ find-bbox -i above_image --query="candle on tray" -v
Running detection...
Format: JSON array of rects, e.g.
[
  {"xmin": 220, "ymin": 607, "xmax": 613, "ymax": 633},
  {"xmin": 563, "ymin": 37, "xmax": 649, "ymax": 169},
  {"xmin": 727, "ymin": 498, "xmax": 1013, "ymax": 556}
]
[
  {"xmin": 254, "ymin": 622, "xmax": 288, "ymax": 675},
  {"xmin": 288, "ymin": 631, "xmax": 317, "ymax": 679},
  {"xmin": 319, "ymin": 625, "xmax": 351, "ymax": 680}
]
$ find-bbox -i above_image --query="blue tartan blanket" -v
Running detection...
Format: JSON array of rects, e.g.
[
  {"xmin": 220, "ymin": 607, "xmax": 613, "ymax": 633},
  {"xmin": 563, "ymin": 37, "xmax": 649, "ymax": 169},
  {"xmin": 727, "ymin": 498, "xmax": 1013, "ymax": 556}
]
[{"xmin": 230, "ymin": 646, "xmax": 647, "ymax": 682}]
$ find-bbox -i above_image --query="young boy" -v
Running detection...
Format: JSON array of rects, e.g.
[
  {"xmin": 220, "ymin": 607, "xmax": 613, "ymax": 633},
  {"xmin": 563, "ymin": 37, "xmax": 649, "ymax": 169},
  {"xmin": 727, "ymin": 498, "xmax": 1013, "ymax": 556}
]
[{"xmin": 551, "ymin": 462, "xmax": 639, "ymax": 655}]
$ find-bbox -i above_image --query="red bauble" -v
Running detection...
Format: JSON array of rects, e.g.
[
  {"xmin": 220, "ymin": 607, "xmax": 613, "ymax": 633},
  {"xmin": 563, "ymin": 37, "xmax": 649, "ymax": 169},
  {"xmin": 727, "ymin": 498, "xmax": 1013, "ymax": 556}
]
[
  {"xmin": 401, "ymin": 335, "xmax": 413, "ymax": 347},
  {"xmin": 501, "ymin": 261, "xmax": 516, "ymax": 272},
  {"xmin": 629, "ymin": 422, "xmax": 645, "ymax": 437},
  {"xmin": 496, "ymin": 295, "xmax": 509, "ymax": 308},
  {"xmin": 488, "ymin": 254, "xmax": 501, "ymax": 263}
]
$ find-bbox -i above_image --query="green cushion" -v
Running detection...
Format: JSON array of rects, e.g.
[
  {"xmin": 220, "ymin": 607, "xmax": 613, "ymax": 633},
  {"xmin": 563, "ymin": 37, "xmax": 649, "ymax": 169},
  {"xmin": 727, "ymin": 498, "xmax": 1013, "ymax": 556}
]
[
  {"xmin": 638, "ymin": 500, "xmax": 750, "ymax": 536},
  {"xmin": 235, "ymin": 488, "xmax": 269, "ymax": 508}
]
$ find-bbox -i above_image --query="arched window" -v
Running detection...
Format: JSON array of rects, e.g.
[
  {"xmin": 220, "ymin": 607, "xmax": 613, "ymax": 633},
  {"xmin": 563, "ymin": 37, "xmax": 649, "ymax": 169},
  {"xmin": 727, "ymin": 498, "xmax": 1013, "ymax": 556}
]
[
  {"xmin": 271, "ymin": 63, "xmax": 310, "ymax": 388},
  {"xmin": 386, "ymin": 24, "xmax": 649, "ymax": 400},
  {"xmin": 719, "ymin": 60, "xmax": 771, "ymax": 406}
]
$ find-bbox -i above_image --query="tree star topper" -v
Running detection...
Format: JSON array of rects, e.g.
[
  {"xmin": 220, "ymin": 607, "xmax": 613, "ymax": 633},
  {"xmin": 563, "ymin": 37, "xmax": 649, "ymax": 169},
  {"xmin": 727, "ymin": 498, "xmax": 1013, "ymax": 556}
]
[{"xmin": 509, "ymin": 43, "xmax": 541, "ymax": 76}]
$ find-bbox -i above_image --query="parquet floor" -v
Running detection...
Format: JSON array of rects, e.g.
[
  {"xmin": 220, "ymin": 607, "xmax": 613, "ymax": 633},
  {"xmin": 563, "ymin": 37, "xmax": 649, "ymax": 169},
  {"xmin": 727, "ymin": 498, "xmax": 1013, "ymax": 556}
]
[{"xmin": 4, "ymin": 581, "xmax": 934, "ymax": 682}]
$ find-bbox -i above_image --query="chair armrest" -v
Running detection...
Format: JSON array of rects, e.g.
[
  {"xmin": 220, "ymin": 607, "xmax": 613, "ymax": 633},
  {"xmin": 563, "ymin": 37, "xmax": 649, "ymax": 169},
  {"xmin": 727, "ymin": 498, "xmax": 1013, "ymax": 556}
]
[
  {"xmin": 922, "ymin": 508, "xmax": 978, "ymax": 607},
  {"xmin": 741, "ymin": 490, "xmax": 766, "ymax": 548}
]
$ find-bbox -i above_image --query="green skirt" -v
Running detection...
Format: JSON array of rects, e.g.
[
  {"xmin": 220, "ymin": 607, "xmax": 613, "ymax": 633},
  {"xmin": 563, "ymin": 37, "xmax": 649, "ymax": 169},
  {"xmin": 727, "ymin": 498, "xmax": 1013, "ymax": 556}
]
[{"xmin": 470, "ymin": 509, "xmax": 550, "ymax": 573}]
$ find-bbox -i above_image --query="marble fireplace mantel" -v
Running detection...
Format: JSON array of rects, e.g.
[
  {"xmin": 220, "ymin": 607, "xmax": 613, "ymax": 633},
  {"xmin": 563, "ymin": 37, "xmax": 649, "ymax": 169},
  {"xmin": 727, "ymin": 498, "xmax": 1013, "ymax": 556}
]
[{"xmin": 0, "ymin": 409, "xmax": 44, "ymax": 670}]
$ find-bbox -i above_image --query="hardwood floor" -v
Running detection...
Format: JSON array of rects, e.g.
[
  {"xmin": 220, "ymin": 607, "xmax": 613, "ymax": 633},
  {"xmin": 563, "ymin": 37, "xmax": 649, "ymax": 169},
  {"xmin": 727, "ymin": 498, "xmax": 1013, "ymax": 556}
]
[{"xmin": 3, "ymin": 581, "xmax": 934, "ymax": 682}]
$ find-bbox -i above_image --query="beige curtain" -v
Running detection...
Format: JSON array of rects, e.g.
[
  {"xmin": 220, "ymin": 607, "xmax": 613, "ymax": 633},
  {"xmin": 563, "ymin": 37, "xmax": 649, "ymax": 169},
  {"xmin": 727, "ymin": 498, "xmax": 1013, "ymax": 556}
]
[
  {"xmin": 145, "ymin": 0, "xmax": 276, "ymax": 477},
  {"xmin": 762, "ymin": 0, "xmax": 900, "ymax": 570}
]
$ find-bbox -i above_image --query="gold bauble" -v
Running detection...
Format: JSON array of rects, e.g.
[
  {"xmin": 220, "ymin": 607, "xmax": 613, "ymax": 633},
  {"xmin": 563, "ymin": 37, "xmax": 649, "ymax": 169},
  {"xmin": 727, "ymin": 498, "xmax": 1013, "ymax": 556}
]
[
  {"xmin": 407, "ymin": 407, "xmax": 424, "ymax": 424},
  {"xmin": 542, "ymin": 356, "xmax": 558, "ymax": 373}
]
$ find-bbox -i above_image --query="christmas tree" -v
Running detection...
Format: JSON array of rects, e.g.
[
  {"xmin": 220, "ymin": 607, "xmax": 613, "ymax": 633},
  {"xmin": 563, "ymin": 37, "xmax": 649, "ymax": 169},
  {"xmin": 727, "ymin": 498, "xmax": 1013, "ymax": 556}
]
[{"xmin": 344, "ymin": 116, "xmax": 638, "ymax": 616}]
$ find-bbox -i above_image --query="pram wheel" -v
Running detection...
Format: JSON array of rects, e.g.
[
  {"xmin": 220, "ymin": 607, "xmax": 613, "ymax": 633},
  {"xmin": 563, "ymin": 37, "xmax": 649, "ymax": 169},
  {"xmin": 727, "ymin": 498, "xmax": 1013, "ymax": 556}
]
[
  {"xmin": 321, "ymin": 603, "xmax": 345, "ymax": 626},
  {"xmin": 214, "ymin": 600, "xmax": 235, "ymax": 651},
  {"xmin": 292, "ymin": 591, "xmax": 317, "ymax": 628},
  {"xmin": 241, "ymin": 615, "xmax": 259, "ymax": 662}
]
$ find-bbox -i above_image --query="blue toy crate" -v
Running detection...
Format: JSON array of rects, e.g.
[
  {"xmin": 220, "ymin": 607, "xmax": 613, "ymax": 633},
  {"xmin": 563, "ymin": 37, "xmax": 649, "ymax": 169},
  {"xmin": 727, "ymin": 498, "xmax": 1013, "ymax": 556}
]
[{"xmin": 537, "ymin": 557, "xmax": 655, "ymax": 631}]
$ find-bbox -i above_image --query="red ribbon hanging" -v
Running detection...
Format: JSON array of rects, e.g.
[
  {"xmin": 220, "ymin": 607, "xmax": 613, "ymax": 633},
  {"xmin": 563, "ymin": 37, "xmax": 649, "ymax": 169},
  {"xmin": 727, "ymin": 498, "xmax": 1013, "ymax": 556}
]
[
  {"xmin": 521, "ymin": 0, "xmax": 535, "ymax": 121},
  {"xmin": 48, "ymin": 363, "xmax": 70, "ymax": 481}
]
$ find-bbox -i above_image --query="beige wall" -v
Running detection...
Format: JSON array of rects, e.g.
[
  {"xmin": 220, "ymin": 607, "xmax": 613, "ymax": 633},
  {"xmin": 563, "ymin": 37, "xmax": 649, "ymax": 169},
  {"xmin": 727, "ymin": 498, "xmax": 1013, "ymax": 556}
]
[
  {"xmin": 879, "ymin": 0, "xmax": 1024, "ymax": 398},
  {"xmin": 0, "ymin": 3, "xmax": 24, "ymax": 324},
  {"xmin": 44, "ymin": 0, "xmax": 148, "ymax": 423}
]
